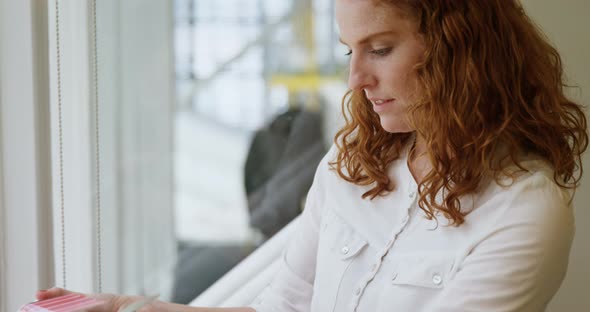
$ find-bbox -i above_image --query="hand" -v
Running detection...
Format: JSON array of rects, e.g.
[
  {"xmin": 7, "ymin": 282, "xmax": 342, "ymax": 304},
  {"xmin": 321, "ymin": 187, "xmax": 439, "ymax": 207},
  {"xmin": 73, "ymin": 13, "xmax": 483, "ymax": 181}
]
[{"xmin": 35, "ymin": 287, "xmax": 134, "ymax": 312}]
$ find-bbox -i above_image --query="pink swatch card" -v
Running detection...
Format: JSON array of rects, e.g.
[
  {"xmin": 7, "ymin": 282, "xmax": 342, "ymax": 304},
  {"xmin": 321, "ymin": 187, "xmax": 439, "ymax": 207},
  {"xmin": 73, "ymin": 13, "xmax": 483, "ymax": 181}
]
[{"xmin": 18, "ymin": 294, "xmax": 105, "ymax": 312}]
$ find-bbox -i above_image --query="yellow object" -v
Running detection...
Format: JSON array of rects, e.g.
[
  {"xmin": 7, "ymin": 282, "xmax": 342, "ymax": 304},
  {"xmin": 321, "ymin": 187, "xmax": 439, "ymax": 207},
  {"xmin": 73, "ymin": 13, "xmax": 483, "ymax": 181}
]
[{"xmin": 270, "ymin": 74, "xmax": 342, "ymax": 92}]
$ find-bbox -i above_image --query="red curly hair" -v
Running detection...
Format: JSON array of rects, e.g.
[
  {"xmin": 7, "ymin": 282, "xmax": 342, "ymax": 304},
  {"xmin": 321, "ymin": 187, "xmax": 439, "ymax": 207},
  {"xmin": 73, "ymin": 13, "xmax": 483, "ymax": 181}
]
[{"xmin": 330, "ymin": 0, "xmax": 588, "ymax": 225}]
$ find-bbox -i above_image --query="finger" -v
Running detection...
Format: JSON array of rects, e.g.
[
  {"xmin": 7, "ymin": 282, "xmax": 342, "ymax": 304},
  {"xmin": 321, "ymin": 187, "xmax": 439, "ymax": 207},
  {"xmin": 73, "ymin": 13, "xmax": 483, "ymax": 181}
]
[{"xmin": 36, "ymin": 287, "xmax": 78, "ymax": 301}]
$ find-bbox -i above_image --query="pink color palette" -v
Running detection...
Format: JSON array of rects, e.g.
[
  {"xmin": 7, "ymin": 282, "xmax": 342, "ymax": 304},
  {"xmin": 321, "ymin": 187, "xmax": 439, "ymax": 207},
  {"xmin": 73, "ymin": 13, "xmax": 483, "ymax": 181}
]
[{"xmin": 18, "ymin": 294, "xmax": 105, "ymax": 312}]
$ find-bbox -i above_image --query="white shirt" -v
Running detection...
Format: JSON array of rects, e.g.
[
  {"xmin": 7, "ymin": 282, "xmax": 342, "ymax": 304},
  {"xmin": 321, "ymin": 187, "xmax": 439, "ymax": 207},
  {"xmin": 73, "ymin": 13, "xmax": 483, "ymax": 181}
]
[{"xmin": 249, "ymin": 142, "xmax": 574, "ymax": 312}]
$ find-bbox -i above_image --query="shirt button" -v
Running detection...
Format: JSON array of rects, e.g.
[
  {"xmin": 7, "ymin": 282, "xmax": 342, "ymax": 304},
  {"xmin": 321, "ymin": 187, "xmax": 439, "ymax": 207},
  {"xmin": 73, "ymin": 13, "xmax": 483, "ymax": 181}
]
[
  {"xmin": 432, "ymin": 273, "xmax": 443, "ymax": 285},
  {"xmin": 341, "ymin": 246, "xmax": 350, "ymax": 254},
  {"xmin": 371, "ymin": 263, "xmax": 378, "ymax": 272},
  {"xmin": 409, "ymin": 190, "xmax": 416, "ymax": 198},
  {"xmin": 355, "ymin": 287, "xmax": 361, "ymax": 295}
]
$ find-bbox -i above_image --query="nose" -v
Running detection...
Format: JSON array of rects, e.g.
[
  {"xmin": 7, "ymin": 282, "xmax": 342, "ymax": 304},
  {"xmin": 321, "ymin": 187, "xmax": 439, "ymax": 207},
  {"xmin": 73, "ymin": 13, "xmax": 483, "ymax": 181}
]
[{"xmin": 347, "ymin": 55, "xmax": 376, "ymax": 91}]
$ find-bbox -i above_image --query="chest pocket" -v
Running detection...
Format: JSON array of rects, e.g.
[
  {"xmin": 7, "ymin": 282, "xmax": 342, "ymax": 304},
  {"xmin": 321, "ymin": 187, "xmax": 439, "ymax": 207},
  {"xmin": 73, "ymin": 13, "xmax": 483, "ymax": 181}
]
[
  {"xmin": 312, "ymin": 209, "xmax": 368, "ymax": 312},
  {"xmin": 377, "ymin": 254, "xmax": 456, "ymax": 311},
  {"xmin": 329, "ymin": 219, "xmax": 368, "ymax": 261},
  {"xmin": 390, "ymin": 255, "xmax": 455, "ymax": 289}
]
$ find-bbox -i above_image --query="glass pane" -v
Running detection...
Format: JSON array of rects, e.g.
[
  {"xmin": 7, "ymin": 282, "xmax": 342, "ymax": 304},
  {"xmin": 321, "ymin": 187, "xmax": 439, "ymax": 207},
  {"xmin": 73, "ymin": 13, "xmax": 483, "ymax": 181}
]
[
  {"xmin": 170, "ymin": 0, "xmax": 348, "ymax": 304},
  {"xmin": 96, "ymin": 0, "xmax": 348, "ymax": 302}
]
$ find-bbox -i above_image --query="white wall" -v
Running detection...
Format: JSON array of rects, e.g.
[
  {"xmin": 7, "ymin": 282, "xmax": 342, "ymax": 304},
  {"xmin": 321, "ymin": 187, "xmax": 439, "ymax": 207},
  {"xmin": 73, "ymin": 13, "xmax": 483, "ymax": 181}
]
[{"xmin": 519, "ymin": 0, "xmax": 590, "ymax": 311}]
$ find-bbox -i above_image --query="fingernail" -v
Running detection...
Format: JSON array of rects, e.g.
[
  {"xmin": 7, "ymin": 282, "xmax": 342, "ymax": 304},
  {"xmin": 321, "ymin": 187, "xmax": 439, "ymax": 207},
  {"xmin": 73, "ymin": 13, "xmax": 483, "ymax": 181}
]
[{"xmin": 38, "ymin": 289, "xmax": 48, "ymax": 293}]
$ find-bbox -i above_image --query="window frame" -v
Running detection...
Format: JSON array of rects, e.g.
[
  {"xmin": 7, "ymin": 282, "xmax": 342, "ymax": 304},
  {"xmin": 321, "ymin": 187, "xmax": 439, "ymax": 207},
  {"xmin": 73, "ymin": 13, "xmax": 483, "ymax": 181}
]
[
  {"xmin": 0, "ymin": 0, "xmax": 178, "ymax": 307},
  {"xmin": 0, "ymin": 0, "xmax": 54, "ymax": 311}
]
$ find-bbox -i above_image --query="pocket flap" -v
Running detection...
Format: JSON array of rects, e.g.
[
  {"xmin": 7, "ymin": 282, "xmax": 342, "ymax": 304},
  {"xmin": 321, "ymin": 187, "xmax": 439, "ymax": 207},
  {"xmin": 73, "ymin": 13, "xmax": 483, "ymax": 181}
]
[
  {"xmin": 325, "ymin": 210, "xmax": 369, "ymax": 261},
  {"xmin": 338, "ymin": 234, "xmax": 368, "ymax": 260},
  {"xmin": 390, "ymin": 255, "xmax": 454, "ymax": 289}
]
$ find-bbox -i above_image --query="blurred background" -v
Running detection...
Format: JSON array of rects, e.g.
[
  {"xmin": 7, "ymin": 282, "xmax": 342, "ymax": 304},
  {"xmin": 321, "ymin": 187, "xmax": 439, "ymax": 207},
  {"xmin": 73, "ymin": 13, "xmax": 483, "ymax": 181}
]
[
  {"xmin": 171, "ymin": 0, "xmax": 347, "ymax": 303},
  {"xmin": 90, "ymin": 0, "xmax": 349, "ymax": 304}
]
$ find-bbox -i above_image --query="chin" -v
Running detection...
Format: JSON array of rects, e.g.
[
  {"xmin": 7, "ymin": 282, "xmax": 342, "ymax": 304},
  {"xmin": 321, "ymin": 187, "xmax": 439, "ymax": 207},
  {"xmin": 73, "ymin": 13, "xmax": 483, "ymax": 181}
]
[{"xmin": 379, "ymin": 118, "xmax": 412, "ymax": 134}]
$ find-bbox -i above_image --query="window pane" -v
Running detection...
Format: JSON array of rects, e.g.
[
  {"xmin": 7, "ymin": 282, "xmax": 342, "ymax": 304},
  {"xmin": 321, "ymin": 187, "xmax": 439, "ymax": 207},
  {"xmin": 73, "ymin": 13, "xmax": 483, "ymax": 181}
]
[
  {"xmin": 97, "ymin": 0, "xmax": 348, "ymax": 302},
  {"xmin": 171, "ymin": 0, "xmax": 348, "ymax": 304}
]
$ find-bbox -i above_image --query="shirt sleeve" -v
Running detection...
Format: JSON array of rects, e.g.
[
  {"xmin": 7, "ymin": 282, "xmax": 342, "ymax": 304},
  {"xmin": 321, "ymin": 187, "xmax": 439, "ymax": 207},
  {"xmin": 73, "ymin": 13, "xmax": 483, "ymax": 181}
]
[
  {"xmin": 248, "ymin": 147, "xmax": 330, "ymax": 312},
  {"xmin": 426, "ymin": 172, "xmax": 575, "ymax": 312}
]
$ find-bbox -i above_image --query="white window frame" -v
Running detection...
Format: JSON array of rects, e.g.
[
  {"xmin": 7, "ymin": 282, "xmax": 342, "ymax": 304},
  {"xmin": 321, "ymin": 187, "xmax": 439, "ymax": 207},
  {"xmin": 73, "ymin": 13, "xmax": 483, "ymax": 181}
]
[
  {"xmin": 46, "ymin": 0, "xmax": 177, "ymax": 297},
  {"xmin": 45, "ymin": 0, "xmax": 177, "ymax": 296},
  {"xmin": 47, "ymin": 0, "xmax": 98, "ymax": 293},
  {"xmin": 0, "ymin": 1, "xmax": 54, "ymax": 311},
  {"xmin": 1, "ymin": 1, "xmax": 176, "ymax": 310}
]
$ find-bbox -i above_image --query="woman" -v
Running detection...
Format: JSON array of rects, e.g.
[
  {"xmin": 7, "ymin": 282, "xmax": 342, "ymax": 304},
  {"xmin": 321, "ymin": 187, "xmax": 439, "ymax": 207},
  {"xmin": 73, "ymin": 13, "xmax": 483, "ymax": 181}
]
[{"xmin": 37, "ymin": 0, "xmax": 587, "ymax": 311}]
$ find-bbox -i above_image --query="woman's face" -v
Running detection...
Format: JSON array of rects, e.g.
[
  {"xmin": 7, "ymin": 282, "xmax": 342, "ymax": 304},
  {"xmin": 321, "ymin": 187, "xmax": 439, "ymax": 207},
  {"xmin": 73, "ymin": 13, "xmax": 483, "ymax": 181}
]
[{"xmin": 336, "ymin": 0, "xmax": 425, "ymax": 133}]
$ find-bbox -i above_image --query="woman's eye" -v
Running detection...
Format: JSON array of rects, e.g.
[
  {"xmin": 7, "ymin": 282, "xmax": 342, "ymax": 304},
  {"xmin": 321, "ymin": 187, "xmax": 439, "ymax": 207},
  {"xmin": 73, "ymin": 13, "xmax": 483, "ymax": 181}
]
[
  {"xmin": 344, "ymin": 47, "xmax": 391, "ymax": 57},
  {"xmin": 371, "ymin": 48, "xmax": 392, "ymax": 56}
]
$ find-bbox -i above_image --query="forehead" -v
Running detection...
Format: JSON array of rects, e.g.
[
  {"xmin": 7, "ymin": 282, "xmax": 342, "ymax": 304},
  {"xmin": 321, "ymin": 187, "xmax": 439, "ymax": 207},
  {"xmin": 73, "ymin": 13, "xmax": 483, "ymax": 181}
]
[{"xmin": 335, "ymin": 0, "xmax": 415, "ymax": 43}]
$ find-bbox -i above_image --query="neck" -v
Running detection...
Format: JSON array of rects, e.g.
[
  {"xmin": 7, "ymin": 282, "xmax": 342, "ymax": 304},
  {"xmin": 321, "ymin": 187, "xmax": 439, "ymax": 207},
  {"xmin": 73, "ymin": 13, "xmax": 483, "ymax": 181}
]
[{"xmin": 407, "ymin": 134, "xmax": 430, "ymax": 184}]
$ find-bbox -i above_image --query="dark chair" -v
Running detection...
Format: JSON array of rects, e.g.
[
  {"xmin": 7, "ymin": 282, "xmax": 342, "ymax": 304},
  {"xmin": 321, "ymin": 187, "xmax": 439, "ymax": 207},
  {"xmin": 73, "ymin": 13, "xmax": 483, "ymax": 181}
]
[{"xmin": 171, "ymin": 108, "xmax": 326, "ymax": 304}]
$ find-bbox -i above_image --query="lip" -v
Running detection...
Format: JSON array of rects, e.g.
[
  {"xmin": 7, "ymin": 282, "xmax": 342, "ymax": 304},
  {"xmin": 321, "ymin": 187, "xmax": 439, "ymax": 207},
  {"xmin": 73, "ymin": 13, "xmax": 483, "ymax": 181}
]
[{"xmin": 368, "ymin": 98, "xmax": 395, "ymax": 112}]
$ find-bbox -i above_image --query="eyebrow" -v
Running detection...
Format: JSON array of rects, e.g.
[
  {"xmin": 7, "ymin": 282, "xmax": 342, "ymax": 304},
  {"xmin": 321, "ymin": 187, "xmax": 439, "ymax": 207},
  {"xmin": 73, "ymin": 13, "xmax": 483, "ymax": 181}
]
[{"xmin": 339, "ymin": 30, "xmax": 398, "ymax": 46}]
